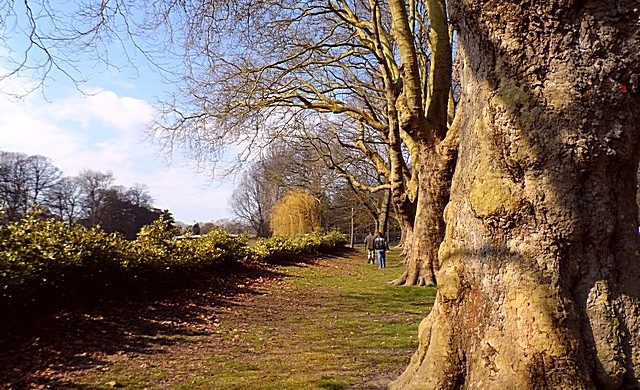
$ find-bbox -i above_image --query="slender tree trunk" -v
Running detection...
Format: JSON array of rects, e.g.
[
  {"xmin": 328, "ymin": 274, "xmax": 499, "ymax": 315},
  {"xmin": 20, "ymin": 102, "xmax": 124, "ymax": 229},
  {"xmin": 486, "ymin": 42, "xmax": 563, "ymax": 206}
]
[
  {"xmin": 391, "ymin": 1, "xmax": 640, "ymax": 388},
  {"xmin": 396, "ymin": 218, "xmax": 407, "ymax": 250},
  {"xmin": 393, "ymin": 199, "xmax": 415, "ymax": 261},
  {"xmin": 376, "ymin": 189, "xmax": 392, "ymax": 238}
]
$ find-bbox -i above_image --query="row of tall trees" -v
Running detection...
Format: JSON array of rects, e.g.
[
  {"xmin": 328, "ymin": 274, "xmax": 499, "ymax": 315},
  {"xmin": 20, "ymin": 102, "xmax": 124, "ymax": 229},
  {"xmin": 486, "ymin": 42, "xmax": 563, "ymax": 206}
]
[
  {"xmin": 151, "ymin": 0, "xmax": 454, "ymax": 286},
  {"xmin": 4, "ymin": 0, "xmax": 640, "ymax": 387},
  {"xmin": 391, "ymin": 1, "xmax": 640, "ymax": 388},
  {"xmin": 0, "ymin": 151, "xmax": 170, "ymax": 239},
  {"xmin": 155, "ymin": 1, "xmax": 640, "ymax": 386}
]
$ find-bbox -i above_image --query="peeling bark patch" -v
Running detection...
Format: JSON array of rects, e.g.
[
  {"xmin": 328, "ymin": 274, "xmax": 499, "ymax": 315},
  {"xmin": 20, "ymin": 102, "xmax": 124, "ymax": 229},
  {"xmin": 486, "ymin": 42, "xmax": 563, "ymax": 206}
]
[{"xmin": 438, "ymin": 259, "xmax": 466, "ymax": 302}]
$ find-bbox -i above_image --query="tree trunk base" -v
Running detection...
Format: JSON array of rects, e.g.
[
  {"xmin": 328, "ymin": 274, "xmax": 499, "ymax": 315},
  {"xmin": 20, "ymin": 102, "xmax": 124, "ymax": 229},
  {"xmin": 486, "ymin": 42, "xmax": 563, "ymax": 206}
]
[{"xmin": 388, "ymin": 269, "xmax": 435, "ymax": 287}]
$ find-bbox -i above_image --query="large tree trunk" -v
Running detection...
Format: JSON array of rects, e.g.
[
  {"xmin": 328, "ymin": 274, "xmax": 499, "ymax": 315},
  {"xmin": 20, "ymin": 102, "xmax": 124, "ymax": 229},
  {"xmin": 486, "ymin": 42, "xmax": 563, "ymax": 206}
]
[
  {"xmin": 385, "ymin": 55, "xmax": 419, "ymax": 270},
  {"xmin": 391, "ymin": 1, "xmax": 640, "ymax": 388}
]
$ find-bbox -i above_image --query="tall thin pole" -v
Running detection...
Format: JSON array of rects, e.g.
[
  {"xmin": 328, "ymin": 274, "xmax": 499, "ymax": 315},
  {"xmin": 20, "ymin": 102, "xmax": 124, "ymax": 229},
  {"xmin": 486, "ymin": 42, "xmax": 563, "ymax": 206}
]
[{"xmin": 350, "ymin": 207, "xmax": 355, "ymax": 248}]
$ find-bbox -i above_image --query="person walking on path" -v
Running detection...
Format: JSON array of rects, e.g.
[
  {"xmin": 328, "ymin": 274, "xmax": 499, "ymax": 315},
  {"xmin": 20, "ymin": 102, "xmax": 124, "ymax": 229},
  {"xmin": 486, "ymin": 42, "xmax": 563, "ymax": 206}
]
[
  {"xmin": 373, "ymin": 232, "xmax": 388, "ymax": 268},
  {"xmin": 364, "ymin": 231, "xmax": 376, "ymax": 264}
]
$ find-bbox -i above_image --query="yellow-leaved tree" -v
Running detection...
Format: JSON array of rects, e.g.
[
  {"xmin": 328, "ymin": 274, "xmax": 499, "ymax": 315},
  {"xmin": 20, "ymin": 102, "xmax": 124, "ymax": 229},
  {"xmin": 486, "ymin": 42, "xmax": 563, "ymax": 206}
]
[{"xmin": 270, "ymin": 189, "xmax": 321, "ymax": 238}]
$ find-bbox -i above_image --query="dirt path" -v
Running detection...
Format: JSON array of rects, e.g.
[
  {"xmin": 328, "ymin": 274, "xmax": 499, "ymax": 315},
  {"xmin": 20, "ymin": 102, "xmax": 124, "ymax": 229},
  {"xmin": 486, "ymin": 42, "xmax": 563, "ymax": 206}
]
[{"xmin": 0, "ymin": 249, "xmax": 434, "ymax": 389}]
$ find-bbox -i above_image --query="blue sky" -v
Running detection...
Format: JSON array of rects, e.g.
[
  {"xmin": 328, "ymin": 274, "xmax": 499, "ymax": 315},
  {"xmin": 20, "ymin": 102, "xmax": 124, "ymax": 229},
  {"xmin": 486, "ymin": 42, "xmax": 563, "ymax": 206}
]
[
  {"xmin": 0, "ymin": 59, "xmax": 236, "ymax": 224},
  {"xmin": 0, "ymin": 3, "xmax": 244, "ymax": 224}
]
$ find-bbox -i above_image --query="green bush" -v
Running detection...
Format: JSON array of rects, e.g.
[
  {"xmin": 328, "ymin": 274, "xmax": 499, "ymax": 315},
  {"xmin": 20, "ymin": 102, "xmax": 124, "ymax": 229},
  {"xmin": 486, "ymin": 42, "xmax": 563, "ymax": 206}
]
[
  {"xmin": 0, "ymin": 211, "xmax": 130, "ymax": 305},
  {"xmin": 0, "ymin": 211, "xmax": 346, "ymax": 314},
  {"xmin": 250, "ymin": 230, "xmax": 347, "ymax": 263}
]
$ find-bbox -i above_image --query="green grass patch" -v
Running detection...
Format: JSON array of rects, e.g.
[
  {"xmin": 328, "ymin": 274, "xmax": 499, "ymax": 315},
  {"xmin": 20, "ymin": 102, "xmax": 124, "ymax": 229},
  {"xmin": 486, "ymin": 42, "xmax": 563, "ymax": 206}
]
[{"xmin": 71, "ymin": 247, "xmax": 435, "ymax": 389}]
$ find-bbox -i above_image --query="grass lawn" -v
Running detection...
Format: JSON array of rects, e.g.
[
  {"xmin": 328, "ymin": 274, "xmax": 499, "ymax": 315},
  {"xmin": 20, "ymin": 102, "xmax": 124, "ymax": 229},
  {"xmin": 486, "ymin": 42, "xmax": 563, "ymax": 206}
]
[{"xmin": 3, "ymin": 246, "xmax": 436, "ymax": 390}]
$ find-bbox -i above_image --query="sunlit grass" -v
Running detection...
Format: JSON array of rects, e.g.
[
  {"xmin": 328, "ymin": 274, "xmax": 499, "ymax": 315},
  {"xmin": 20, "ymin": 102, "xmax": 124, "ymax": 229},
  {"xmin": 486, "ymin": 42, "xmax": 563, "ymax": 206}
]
[{"xmin": 75, "ymin": 246, "xmax": 436, "ymax": 389}]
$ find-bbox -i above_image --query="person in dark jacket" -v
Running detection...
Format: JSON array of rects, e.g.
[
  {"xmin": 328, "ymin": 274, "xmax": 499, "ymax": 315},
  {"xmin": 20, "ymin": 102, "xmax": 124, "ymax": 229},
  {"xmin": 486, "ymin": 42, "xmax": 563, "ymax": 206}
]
[{"xmin": 373, "ymin": 232, "xmax": 388, "ymax": 268}]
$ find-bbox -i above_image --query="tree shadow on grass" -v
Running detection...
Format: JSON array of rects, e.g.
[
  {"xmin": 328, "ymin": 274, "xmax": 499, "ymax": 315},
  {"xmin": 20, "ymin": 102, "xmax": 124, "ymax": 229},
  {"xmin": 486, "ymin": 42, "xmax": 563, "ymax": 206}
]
[
  {"xmin": 264, "ymin": 246, "xmax": 356, "ymax": 267},
  {"xmin": 0, "ymin": 260, "xmax": 289, "ymax": 389}
]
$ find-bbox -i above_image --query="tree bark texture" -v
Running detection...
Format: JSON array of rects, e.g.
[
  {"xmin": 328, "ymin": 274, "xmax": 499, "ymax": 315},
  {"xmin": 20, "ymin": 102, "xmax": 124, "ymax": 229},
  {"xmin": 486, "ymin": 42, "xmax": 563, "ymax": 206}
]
[
  {"xmin": 391, "ymin": 1, "xmax": 640, "ymax": 389},
  {"xmin": 392, "ymin": 141, "xmax": 457, "ymax": 286},
  {"xmin": 376, "ymin": 189, "xmax": 393, "ymax": 238}
]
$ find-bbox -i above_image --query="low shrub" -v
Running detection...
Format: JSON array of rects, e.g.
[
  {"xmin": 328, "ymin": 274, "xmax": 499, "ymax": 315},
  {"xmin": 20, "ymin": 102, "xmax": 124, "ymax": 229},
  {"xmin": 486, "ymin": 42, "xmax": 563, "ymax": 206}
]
[
  {"xmin": 0, "ymin": 211, "xmax": 346, "ymax": 316},
  {"xmin": 0, "ymin": 212, "xmax": 129, "ymax": 304},
  {"xmin": 251, "ymin": 230, "xmax": 347, "ymax": 263}
]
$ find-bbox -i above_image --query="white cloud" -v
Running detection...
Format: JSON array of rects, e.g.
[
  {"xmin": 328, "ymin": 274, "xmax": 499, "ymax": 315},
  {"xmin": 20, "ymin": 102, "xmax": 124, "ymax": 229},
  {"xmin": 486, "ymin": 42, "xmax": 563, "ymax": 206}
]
[
  {"xmin": 0, "ymin": 75, "xmax": 235, "ymax": 223},
  {"xmin": 47, "ymin": 89, "xmax": 154, "ymax": 137},
  {"xmin": 144, "ymin": 163, "xmax": 236, "ymax": 223}
]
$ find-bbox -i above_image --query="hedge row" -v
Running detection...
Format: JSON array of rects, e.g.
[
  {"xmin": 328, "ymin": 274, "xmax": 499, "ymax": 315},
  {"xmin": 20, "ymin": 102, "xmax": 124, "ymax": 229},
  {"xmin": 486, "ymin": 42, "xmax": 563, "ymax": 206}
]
[
  {"xmin": 0, "ymin": 211, "xmax": 347, "ymax": 313},
  {"xmin": 252, "ymin": 230, "xmax": 347, "ymax": 263}
]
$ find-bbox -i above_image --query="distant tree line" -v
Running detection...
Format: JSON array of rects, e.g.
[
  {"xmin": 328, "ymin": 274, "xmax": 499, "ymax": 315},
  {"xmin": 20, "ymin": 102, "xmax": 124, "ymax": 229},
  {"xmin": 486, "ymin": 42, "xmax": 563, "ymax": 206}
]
[
  {"xmin": 229, "ymin": 141, "xmax": 400, "ymax": 240},
  {"xmin": 0, "ymin": 151, "xmax": 173, "ymax": 239}
]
